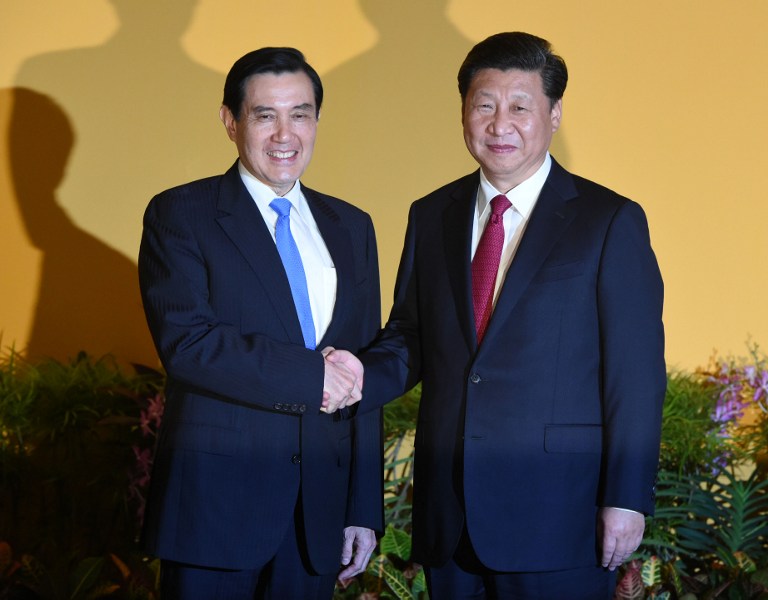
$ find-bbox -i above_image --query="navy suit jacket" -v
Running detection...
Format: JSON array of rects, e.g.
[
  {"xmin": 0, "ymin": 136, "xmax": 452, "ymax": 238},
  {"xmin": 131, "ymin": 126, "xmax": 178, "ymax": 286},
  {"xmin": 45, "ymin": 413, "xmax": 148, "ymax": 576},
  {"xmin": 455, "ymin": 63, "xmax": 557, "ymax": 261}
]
[
  {"xmin": 361, "ymin": 159, "xmax": 665, "ymax": 572},
  {"xmin": 138, "ymin": 162, "xmax": 383, "ymax": 572}
]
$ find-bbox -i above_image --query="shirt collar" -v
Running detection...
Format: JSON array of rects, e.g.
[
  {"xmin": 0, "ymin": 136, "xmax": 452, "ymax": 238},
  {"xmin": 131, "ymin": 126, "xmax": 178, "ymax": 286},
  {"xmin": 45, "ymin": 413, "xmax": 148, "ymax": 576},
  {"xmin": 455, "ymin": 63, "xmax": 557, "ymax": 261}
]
[
  {"xmin": 237, "ymin": 160, "xmax": 306, "ymax": 212},
  {"xmin": 477, "ymin": 153, "xmax": 552, "ymax": 219}
]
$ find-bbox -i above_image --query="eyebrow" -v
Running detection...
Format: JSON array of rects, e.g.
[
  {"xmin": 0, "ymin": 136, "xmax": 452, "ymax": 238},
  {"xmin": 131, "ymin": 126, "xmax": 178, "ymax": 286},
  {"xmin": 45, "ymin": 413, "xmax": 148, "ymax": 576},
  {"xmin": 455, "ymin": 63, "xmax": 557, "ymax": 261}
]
[
  {"xmin": 251, "ymin": 103, "xmax": 315, "ymax": 113},
  {"xmin": 474, "ymin": 90, "xmax": 531, "ymax": 100}
]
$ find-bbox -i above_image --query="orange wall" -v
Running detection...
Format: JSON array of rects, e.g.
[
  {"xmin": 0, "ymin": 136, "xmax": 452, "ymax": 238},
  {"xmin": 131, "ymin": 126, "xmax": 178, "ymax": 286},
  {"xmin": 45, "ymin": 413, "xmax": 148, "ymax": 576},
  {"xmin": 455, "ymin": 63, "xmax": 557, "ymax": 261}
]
[{"xmin": 1, "ymin": 0, "xmax": 767, "ymax": 370}]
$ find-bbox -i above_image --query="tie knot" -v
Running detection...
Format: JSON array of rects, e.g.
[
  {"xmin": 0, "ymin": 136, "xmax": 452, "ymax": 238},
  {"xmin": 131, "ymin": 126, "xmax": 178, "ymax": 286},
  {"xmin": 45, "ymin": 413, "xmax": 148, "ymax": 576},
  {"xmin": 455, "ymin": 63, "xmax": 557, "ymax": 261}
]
[
  {"xmin": 270, "ymin": 197, "xmax": 292, "ymax": 217},
  {"xmin": 490, "ymin": 194, "xmax": 512, "ymax": 217}
]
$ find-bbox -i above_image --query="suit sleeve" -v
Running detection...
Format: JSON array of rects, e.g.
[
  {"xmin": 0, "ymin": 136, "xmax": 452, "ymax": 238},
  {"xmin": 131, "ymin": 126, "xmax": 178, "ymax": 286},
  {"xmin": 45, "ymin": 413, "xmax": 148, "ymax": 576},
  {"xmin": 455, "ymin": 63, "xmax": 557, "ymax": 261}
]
[
  {"xmin": 138, "ymin": 192, "xmax": 325, "ymax": 413},
  {"xmin": 597, "ymin": 200, "xmax": 666, "ymax": 515},
  {"xmin": 359, "ymin": 203, "xmax": 423, "ymax": 412},
  {"xmin": 346, "ymin": 215, "xmax": 385, "ymax": 530}
]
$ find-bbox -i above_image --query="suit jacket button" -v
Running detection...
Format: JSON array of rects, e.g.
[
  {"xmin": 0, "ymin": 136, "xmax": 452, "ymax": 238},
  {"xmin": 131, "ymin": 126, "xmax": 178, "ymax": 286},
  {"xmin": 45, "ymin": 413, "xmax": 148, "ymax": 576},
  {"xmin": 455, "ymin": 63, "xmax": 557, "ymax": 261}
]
[
  {"xmin": 290, "ymin": 404, "xmax": 299, "ymax": 412},
  {"xmin": 274, "ymin": 403, "xmax": 283, "ymax": 410},
  {"xmin": 469, "ymin": 373, "xmax": 481, "ymax": 384},
  {"xmin": 291, "ymin": 454, "xmax": 301, "ymax": 465},
  {"xmin": 298, "ymin": 405, "xmax": 306, "ymax": 413}
]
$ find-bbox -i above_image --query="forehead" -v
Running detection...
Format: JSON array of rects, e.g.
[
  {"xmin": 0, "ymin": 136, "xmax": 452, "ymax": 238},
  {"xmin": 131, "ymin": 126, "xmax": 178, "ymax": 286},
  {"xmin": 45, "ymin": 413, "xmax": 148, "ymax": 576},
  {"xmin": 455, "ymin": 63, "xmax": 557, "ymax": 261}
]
[
  {"xmin": 241, "ymin": 71, "xmax": 315, "ymax": 108},
  {"xmin": 468, "ymin": 68, "xmax": 545, "ymax": 98}
]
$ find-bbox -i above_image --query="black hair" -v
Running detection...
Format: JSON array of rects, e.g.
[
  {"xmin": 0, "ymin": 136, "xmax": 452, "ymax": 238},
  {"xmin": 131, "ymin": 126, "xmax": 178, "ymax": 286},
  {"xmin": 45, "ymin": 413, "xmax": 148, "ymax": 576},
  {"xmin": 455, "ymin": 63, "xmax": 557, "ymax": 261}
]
[
  {"xmin": 458, "ymin": 32, "xmax": 567, "ymax": 108},
  {"xmin": 222, "ymin": 47, "xmax": 323, "ymax": 119}
]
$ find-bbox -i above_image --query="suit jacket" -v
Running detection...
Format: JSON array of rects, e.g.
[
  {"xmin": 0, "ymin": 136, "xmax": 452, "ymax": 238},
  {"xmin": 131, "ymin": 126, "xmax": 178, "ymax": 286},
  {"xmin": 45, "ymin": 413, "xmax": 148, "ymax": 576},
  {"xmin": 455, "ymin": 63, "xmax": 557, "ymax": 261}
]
[
  {"xmin": 361, "ymin": 158, "xmax": 665, "ymax": 572},
  {"xmin": 138, "ymin": 161, "xmax": 383, "ymax": 573}
]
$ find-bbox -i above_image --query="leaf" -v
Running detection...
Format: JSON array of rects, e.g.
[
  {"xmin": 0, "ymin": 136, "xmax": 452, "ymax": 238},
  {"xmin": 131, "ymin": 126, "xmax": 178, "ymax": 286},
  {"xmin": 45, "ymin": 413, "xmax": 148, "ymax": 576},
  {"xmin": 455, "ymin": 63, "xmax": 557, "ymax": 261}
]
[
  {"xmin": 0, "ymin": 541, "xmax": 12, "ymax": 574},
  {"xmin": 69, "ymin": 557, "xmax": 105, "ymax": 600},
  {"xmin": 379, "ymin": 524, "xmax": 412, "ymax": 561},
  {"xmin": 85, "ymin": 583, "xmax": 120, "ymax": 599},
  {"xmin": 411, "ymin": 568, "xmax": 427, "ymax": 595},
  {"xmin": 615, "ymin": 567, "xmax": 645, "ymax": 600},
  {"xmin": 641, "ymin": 556, "xmax": 663, "ymax": 587},
  {"xmin": 379, "ymin": 562, "xmax": 413, "ymax": 600},
  {"xmin": 109, "ymin": 553, "xmax": 131, "ymax": 580}
]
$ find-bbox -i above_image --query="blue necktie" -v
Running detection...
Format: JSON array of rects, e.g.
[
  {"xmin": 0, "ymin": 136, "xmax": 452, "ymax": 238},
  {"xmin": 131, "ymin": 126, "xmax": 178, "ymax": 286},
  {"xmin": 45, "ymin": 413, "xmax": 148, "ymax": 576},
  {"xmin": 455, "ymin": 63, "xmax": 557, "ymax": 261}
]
[{"xmin": 270, "ymin": 198, "xmax": 316, "ymax": 350}]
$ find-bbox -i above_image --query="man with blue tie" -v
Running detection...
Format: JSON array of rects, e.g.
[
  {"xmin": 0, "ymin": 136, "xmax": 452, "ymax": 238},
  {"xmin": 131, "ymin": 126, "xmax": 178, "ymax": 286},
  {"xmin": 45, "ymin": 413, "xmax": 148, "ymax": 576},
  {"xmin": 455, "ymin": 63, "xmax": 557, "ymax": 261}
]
[
  {"xmin": 335, "ymin": 31, "xmax": 666, "ymax": 599},
  {"xmin": 138, "ymin": 47, "xmax": 382, "ymax": 599}
]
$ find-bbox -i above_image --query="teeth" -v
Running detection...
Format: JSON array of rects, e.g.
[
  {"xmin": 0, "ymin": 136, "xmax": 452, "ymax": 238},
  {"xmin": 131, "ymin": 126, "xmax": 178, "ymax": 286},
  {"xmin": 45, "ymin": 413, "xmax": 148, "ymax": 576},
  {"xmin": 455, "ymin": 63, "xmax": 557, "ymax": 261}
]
[{"xmin": 268, "ymin": 150, "xmax": 297, "ymax": 159}]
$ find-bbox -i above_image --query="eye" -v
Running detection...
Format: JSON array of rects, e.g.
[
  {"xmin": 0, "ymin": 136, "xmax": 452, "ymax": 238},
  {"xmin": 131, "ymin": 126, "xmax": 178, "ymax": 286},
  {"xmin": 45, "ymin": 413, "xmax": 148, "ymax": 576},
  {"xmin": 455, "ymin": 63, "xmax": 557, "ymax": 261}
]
[
  {"xmin": 291, "ymin": 112, "xmax": 310, "ymax": 121},
  {"xmin": 255, "ymin": 113, "xmax": 275, "ymax": 122}
]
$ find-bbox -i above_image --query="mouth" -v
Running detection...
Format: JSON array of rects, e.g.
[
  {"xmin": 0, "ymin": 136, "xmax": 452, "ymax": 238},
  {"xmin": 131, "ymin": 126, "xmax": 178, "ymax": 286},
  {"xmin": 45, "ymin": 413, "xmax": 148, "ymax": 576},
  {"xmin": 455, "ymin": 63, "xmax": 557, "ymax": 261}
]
[
  {"xmin": 487, "ymin": 144, "xmax": 517, "ymax": 153},
  {"xmin": 267, "ymin": 150, "xmax": 298, "ymax": 159}
]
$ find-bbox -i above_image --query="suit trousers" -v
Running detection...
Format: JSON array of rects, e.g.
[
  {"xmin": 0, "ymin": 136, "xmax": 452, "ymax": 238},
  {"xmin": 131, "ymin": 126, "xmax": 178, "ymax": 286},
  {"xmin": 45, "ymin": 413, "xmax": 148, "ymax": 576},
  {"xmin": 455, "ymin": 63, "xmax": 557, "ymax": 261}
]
[
  {"xmin": 424, "ymin": 527, "xmax": 616, "ymax": 600},
  {"xmin": 159, "ymin": 501, "xmax": 338, "ymax": 600}
]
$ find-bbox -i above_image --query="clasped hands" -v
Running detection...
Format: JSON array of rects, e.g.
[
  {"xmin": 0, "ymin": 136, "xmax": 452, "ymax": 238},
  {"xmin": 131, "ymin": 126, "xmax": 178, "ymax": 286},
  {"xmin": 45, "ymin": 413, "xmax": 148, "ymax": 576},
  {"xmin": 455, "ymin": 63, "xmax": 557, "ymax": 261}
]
[{"xmin": 321, "ymin": 347, "xmax": 363, "ymax": 414}]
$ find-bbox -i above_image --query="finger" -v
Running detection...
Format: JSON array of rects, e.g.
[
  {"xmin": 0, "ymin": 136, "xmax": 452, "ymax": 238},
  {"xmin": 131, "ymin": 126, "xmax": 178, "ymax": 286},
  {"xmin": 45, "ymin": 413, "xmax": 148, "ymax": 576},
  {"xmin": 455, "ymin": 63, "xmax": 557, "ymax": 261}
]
[
  {"xmin": 340, "ymin": 529, "xmax": 355, "ymax": 565},
  {"xmin": 600, "ymin": 536, "xmax": 616, "ymax": 569}
]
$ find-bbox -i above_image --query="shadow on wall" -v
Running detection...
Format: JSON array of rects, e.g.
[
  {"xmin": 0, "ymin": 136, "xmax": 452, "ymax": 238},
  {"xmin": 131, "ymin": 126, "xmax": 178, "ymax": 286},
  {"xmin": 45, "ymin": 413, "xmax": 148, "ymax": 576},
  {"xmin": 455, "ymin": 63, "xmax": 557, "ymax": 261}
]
[
  {"xmin": 8, "ymin": 0, "xmax": 233, "ymax": 365},
  {"xmin": 7, "ymin": 88, "xmax": 157, "ymax": 365},
  {"xmin": 305, "ymin": 0, "xmax": 570, "ymax": 296}
]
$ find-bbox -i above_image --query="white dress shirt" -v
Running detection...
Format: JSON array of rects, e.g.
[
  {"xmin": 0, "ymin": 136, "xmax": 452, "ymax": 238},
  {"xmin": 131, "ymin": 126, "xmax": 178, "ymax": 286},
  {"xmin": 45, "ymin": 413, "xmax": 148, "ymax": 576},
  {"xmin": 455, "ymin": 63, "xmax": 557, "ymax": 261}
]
[
  {"xmin": 471, "ymin": 153, "xmax": 552, "ymax": 306},
  {"xmin": 238, "ymin": 162, "xmax": 337, "ymax": 344}
]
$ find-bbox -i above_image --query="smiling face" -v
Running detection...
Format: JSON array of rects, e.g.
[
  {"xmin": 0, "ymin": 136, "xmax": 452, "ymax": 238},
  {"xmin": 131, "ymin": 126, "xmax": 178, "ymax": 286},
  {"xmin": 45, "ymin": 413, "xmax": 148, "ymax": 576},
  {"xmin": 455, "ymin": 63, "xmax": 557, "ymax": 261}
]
[
  {"xmin": 220, "ymin": 71, "xmax": 318, "ymax": 196},
  {"xmin": 462, "ymin": 68, "xmax": 561, "ymax": 192}
]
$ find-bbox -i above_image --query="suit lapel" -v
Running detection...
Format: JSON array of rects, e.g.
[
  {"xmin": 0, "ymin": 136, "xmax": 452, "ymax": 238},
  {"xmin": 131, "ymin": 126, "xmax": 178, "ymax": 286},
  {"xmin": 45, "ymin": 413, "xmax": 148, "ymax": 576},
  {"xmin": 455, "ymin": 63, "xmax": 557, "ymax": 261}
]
[
  {"xmin": 482, "ymin": 160, "xmax": 579, "ymax": 343},
  {"xmin": 442, "ymin": 173, "xmax": 480, "ymax": 352},
  {"xmin": 303, "ymin": 185, "xmax": 354, "ymax": 349},
  {"xmin": 214, "ymin": 163, "xmax": 306, "ymax": 345}
]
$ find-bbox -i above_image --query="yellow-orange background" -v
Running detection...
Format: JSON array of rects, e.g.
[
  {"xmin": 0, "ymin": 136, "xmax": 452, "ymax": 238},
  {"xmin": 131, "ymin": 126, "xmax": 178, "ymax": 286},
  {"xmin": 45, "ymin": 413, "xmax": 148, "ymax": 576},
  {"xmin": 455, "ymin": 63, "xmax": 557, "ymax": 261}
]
[{"xmin": 1, "ymin": 0, "xmax": 766, "ymax": 371}]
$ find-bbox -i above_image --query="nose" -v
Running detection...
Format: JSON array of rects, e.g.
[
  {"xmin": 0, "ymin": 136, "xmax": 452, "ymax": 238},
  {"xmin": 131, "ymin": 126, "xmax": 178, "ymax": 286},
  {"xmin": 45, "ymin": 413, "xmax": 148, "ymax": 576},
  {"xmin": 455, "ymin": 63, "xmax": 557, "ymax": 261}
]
[
  {"xmin": 488, "ymin": 111, "xmax": 514, "ymax": 137},
  {"xmin": 273, "ymin": 117, "xmax": 291, "ymax": 142}
]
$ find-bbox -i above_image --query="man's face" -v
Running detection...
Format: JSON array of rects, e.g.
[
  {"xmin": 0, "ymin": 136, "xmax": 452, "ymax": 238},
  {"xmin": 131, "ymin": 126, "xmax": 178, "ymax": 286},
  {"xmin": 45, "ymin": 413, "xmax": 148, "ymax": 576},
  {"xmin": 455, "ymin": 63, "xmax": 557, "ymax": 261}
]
[
  {"xmin": 220, "ymin": 71, "xmax": 318, "ymax": 196},
  {"xmin": 462, "ymin": 68, "xmax": 561, "ymax": 192}
]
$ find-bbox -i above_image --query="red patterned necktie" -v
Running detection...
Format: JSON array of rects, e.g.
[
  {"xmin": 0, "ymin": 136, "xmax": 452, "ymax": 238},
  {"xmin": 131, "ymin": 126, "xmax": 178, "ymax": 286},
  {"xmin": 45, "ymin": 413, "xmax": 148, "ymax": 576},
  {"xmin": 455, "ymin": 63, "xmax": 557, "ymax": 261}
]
[{"xmin": 472, "ymin": 194, "xmax": 512, "ymax": 343}]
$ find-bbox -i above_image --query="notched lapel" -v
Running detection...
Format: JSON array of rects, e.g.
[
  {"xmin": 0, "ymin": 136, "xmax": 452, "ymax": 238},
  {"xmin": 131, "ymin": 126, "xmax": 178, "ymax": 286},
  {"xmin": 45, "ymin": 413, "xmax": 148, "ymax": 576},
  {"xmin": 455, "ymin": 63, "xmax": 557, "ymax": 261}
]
[
  {"xmin": 483, "ymin": 163, "xmax": 579, "ymax": 343},
  {"xmin": 442, "ymin": 174, "xmax": 479, "ymax": 352},
  {"xmin": 303, "ymin": 187, "xmax": 354, "ymax": 349},
  {"xmin": 214, "ymin": 166, "xmax": 305, "ymax": 345}
]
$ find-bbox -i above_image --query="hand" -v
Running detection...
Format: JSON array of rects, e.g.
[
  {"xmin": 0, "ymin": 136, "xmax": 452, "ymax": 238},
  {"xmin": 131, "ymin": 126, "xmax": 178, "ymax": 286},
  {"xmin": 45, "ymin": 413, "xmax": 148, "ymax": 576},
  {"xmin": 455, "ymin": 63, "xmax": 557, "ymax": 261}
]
[
  {"xmin": 338, "ymin": 526, "xmax": 376, "ymax": 582},
  {"xmin": 325, "ymin": 348, "xmax": 364, "ymax": 389},
  {"xmin": 320, "ymin": 347, "xmax": 363, "ymax": 414},
  {"xmin": 598, "ymin": 507, "xmax": 645, "ymax": 571}
]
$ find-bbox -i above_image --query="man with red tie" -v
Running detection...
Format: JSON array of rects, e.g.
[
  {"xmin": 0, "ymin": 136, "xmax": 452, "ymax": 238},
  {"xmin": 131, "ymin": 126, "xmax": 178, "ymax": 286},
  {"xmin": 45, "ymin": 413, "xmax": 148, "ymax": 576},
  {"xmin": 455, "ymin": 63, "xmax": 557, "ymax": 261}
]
[{"xmin": 336, "ymin": 31, "xmax": 666, "ymax": 599}]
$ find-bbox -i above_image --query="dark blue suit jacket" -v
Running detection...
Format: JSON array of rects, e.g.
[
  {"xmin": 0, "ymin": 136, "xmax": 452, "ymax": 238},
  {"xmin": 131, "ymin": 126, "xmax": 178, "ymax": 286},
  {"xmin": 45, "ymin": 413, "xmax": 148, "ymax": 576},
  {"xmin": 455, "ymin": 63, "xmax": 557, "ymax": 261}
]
[
  {"xmin": 361, "ymin": 159, "xmax": 665, "ymax": 572},
  {"xmin": 138, "ymin": 162, "xmax": 383, "ymax": 572}
]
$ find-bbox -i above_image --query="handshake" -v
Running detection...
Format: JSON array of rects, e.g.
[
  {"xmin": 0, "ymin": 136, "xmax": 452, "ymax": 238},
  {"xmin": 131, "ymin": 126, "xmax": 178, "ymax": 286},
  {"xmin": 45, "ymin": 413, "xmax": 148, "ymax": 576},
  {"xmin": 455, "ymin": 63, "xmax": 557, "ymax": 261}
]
[{"xmin": 320, "ymin": 347, "xmax": 363, "ymax": 414}]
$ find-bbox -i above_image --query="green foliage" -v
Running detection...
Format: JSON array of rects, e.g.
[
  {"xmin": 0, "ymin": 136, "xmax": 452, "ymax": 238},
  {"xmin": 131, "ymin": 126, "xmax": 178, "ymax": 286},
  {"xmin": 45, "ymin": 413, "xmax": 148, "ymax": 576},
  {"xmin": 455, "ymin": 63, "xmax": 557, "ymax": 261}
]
[
  {"xmin": 659, "ymin": 371, "xmax": 724, "ymax": 476},
  {"xmin": 335, "ymin": 386, "xmax": 427, "ymax": 599},
  {"xmin": 0, "ymin": 349, "xmax": 162, "ymax": 598},
  {"xmin": 618, "ymin": 346, "xmax": 768, "ymax": 599},
  {"xmin": 674, "ymin": 469, "xmax": 768, "ymax": 569}
]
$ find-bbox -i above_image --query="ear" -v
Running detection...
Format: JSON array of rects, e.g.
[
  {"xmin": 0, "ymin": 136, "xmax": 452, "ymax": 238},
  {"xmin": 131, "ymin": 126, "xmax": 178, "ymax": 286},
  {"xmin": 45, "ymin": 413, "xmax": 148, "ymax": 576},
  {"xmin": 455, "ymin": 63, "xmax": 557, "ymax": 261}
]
[
  {"xmin": 550, "ymin": 99, "xmax": 562, "ymax": 133},
  {"xmin": 219, "ymin": 105, "xmax": 237, "ymax": 141}
]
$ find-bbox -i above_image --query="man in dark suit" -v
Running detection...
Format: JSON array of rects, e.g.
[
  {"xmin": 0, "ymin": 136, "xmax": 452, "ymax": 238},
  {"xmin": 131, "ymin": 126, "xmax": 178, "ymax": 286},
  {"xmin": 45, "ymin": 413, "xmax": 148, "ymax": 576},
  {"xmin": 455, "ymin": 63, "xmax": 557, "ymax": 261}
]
[
  {"xmin": 334, "ymin": 32, "xmax": 665, "ymax": 599},
  {"xmin": 138, "ymin": 47, "xmax": 382, "ymax": 599}
]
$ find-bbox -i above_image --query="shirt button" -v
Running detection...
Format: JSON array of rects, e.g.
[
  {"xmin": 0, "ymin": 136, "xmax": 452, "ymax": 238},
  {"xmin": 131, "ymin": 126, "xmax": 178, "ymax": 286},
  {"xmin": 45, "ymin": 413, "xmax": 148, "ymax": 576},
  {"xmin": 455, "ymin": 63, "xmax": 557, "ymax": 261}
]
[
  {"xmin": 469, "ymin": 373, "xmax": 481, "ymax": 384},
  {"xmin": 291, "ymin": 454, "xmax": 301, "ymax": 465}
]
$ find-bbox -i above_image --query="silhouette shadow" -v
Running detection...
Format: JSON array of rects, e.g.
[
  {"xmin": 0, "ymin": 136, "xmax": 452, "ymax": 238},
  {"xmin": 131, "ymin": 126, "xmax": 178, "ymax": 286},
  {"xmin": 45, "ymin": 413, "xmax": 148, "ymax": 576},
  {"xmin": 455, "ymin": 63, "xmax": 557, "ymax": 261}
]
[
  {"xmin": 10, "ymin": 0, "xmax": 232, "ymax": 365},
  {"xmin": 7, "ymin": 87, "xmax": 157, "ymax": 365},
  {"xmin": 306, "ymin": 1, "xmax": 570, "ymax": 298}
]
